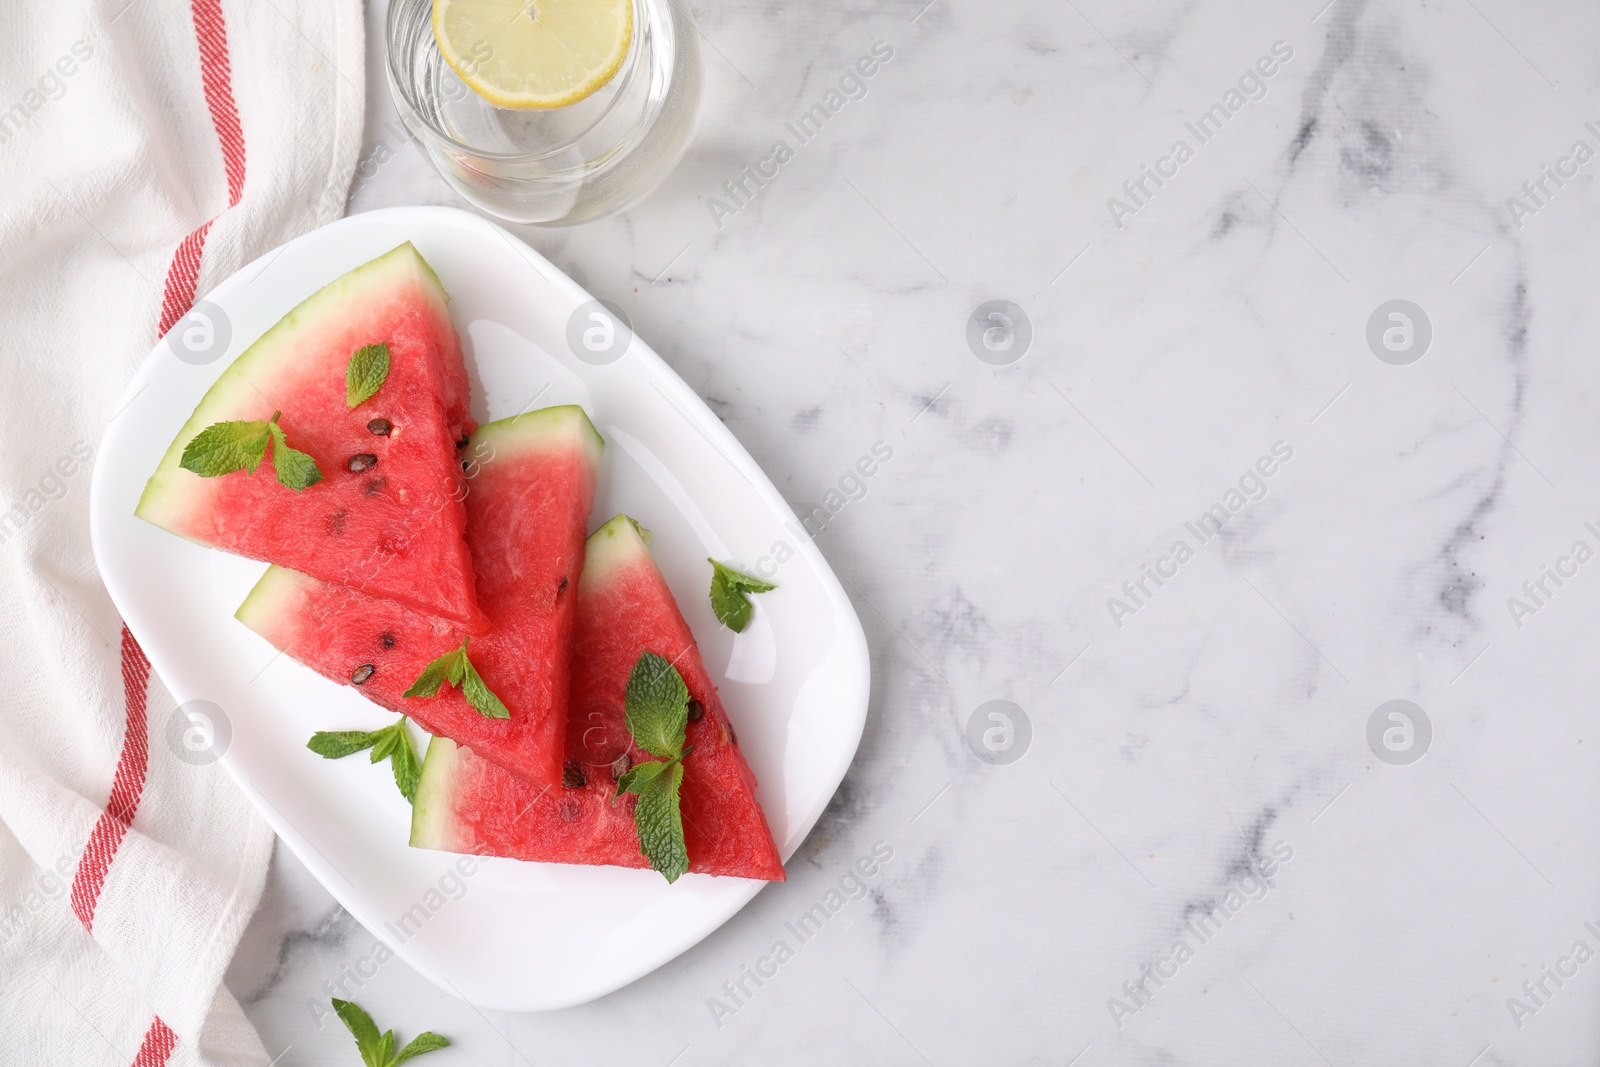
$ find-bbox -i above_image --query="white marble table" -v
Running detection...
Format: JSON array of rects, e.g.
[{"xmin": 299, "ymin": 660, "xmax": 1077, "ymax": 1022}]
[{"xmin": 224, "ymin": 1, "xmax": 1600, "ymax": 1063}]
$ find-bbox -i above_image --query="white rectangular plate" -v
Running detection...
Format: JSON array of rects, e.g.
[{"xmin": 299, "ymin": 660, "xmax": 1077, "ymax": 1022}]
[{"xmin": 89, "ymin": 206, "xmax": 870, "ymax": 1011}]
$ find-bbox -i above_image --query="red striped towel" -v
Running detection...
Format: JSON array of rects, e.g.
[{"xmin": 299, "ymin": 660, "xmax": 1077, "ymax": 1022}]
[{"xmin": 0, "ymin": 0, "xmax": 362, "ymax": 1062}]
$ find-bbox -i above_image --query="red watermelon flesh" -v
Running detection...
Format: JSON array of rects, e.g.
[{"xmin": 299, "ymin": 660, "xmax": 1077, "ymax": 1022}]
[
  {"xmin": 410, "ymin": 514, "xmax": 785, "ymax": 882},
  {"xmin": 137, "ymin": 243, "xmax": 486, "ymax": 630},
  {"xmin": 235, "ymin": 406, "xmax": 603, "ymax": 789}
]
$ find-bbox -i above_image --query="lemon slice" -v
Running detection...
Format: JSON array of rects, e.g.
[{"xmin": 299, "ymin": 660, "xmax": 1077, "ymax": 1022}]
[{"xmin": 433, "ymin": 0, "xmax": 634, "ymax": 110}]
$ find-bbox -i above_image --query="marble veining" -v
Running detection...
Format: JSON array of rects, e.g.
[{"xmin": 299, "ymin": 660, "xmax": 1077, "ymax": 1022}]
[{"xmin": 224, "ymin": 0, "xmax": 1600, "ymax": 1063}]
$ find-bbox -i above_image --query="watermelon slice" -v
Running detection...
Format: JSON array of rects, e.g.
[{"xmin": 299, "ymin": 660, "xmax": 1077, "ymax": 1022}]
[
  {"xmin": 410, "ymin": 515, "xmax": 785, "ymax": 882},
  {"xmin": 235, "ymin": 406, "xmax": 604, "ymax": 788},
  {"xmin": 137, "ymin": 243, "xmax": 486, "ymax": 630}
]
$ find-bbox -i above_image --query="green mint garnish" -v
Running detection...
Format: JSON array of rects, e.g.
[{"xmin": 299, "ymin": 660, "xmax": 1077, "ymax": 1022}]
[
  {"xmin": 623, "ymin": 649, "xmax": 690, "ymax": 758},
  {"xmin": 179, "ymin": 419, "xmax": 270, "ymax": 476},
  {"xmin": 708, "ymin": 560, "xmax": 776, "ymax": 632},
  {"xmin": 179, "ymin": 411, "xmax": 323, "ymax": 491},
  {"xmin": 616, "ymin": 650, "xmax": 692, "ymax": 882},
  {"xmin": 619, "ymin": 757, "xmax": 687, "ymax": 883},
  {"xmin": 266, "ymin": 419, "xmax": 323, "ymax": 490},
  {"xmin": 330, "ymin": 998, "xmax": 449, "ymax": 1067},
  {"xmin": 403, "ymin": 637, "xmax": 510, "ymax": 719},
  {"xmin": 307, "ymin": 716, "xmax": 421, "ymax": 804},
  {"xmin": 346, "ymin": 342, "xmax": 391, "ymax": 409}
]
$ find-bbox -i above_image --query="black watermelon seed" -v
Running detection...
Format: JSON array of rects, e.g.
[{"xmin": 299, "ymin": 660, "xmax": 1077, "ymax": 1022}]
[
  {"xmin": 362, "ymin": 476, "xmax": 387, "ymax": 497},
  {"xmin": 367, "ymin": 418, "xmax": 392, "ymax": 436},
  {"xmin": 562, "ymin": 761, "xmax": 586, "ymax": 789},
  {"xmin": 347, "ymin": 453, "xmax": 378, "ymax": 473},
  {"xmin": 456, "ymin": 433, "xmax": 471, "ymax": 450},
  {"xmin": 687, "ymin": 699, "xmax": 704, "ymax": 723},
  {"xmin": 558, "ymin": 576, "xmax": 568, "ymax": 593},
  {"xmin": 379, "ymin": 633, "xmax": 395, "ymax": 649},
  {"xmin": 351, "ymin": 664, "xmax": 375, "ymax": 685},
  {"xmin": 610, "ymin": 753, "xmax": 631, "ymax": 781}
]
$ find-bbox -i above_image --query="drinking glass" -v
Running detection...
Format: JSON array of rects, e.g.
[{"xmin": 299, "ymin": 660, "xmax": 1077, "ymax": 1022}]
[{"xmin": 386, "ymin": 0, "xmax": 702, "ymax": 225}]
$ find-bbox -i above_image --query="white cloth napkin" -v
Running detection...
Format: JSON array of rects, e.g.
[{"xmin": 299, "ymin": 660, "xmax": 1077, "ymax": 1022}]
[{"xmin": 0, "ymin": 0, "xmax": 362, "ymax": 1062}]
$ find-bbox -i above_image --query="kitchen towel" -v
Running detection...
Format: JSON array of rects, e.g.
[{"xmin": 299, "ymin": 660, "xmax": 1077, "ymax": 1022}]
[{"xmin": 0, "ymin": 0, "xmax": 362, "ymax": 1063}]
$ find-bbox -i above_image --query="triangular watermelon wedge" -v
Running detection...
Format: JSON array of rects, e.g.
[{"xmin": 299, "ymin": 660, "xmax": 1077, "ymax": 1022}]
[
  {"xmin": 138, "ymin": 243, "xmax": 486, "ymax": 630},
  {"xmin": 235, "ymin": 406, "xmax": 604, "ymax": 789},
  {"xmin": 410, "ymin": 515, "xmax": 786, "ymax": 882}
]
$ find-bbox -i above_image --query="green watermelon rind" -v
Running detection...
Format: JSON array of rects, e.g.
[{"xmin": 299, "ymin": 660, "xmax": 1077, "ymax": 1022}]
[
  {"xmin": 135, "ymin": 242, "xmax": 450, "ymax": 533},
  {"xmin": 580, "ymin": 513, "xmax": 652, "ymax": 588},
  {"xmin": 233, "ymin": 563, "xmax": 313, "ymax": 635},
  {"xmin": 410, "ymin": 736, "xmax": 467, "ymax": 851},
  {"xmin": 471, "ymin": 404, "xmax": 604, "ymax": 475}
]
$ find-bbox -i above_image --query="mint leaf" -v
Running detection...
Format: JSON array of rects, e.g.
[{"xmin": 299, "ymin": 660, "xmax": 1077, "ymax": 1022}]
[
  {"xmin": 709, "ymin": 579, "xmax": 754, "ymax": 632},
  {"xmin": 713, "ymin": 560, "xmax": 778, "ymax": 594},
  {"xmin": 628, "ymin": 757, "xmax": 688, "ymax": 883},
  {"xmin": 708, "ymin": 560, "xmax": 776, "ymax": 632},
  {"xmin": 460, "ymin": 657, "xmax": 510, "ymax": 719},
  {"xmin": 616, "ymin": 753, "xmax": 674, "ymax": 798},
  {"xmin": 385, "ymin": 725, "xmax": 422, "ymax": 803},
  {"xmin": 403, "ymin": 645, "xmax": 464, "ymax": 699},
  {"xmin": 331, "ymin": 999, "xmax": 383, "ymax": 1067},
  {"xmin": 624, "ymin": 651, "xmax": 689, "ymax": 760},
  {"xmin": 330, "ymin": 998, "xmax": 449, "ymax": 1067},
  {"xmin": 392, "ymin": 1033, "xmax": 451, "ymax": 1063},
  {"xmin": 309, "ymin": 718, "xmax": 420, "ymax": 804},
  {"xmin": 179, "ymin": 419, "xmax": 271, "ymax": 477},
  {"xmin": 307, "ymin": 730, "xmax": 382, "ymax": 759},
  {"xmin": 618, "ymin": 651, "xmax": 694, "ymax": 882},
  {"xmin": 267, "ymin": 418, "xmax": 324, "ymax": 491},
  {"xmin": 178, "ymin": 413, "xmax": 322, "ymax": 491},
  {"xmin": 405, "ymin": 638, "xmax": 508, "ymax": 720},
  {"xmin": 367, "ymin": 724, "xmax": 402, "ymax": 763},
  {"xmin": 445, "ymin": 646, "xmax": 468, "ymax": 687},
  {"xmin": 346, "ymin": 342, "xmax": 391, "ymax": 408}
]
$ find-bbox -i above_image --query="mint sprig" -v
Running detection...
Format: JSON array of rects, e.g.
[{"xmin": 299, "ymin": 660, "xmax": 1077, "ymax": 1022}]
[
  {"xmin": 330, "ymin": 998, "xmax": 449, "ymax": 1067},
  {"xmin": 708, "ymin": 560, "xmax": 776, "ymax": 632},
  {"xmin": 346, "ymin": 342, "xmax": 391, "ymax": 409},
  {"xmin": 179, "ymin": 419, "xmax": 271, "ymax": 476},
  {"xmin": 179, "ymin": 411, "xmax": 323, "ymax": 491},
  {"xmin": 622, "ymin": 758, "xmax": 686, "ymax": 881},
  {"xmin": 266, "ymin": 420, "xmax": 322, "ymax": 490},
  {"xmin": 616, "ymin": 651, "xmax": 693, "ymax": 882},
  {"xmin": 624, "ymin": 649, "xmax": 690, "ymax": 757},
  {"xmin": 307, "ymin": 717, "xmax": 421, "ymax": 803},
  {"xmin": 403, "ymin": 638, "xmax": 510, "ymax": 719}
]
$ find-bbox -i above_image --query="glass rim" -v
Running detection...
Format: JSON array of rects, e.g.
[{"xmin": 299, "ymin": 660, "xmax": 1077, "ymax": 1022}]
[{"xmin": 384, "ymin": 0, "xmax": 649, "ymax": 166}]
